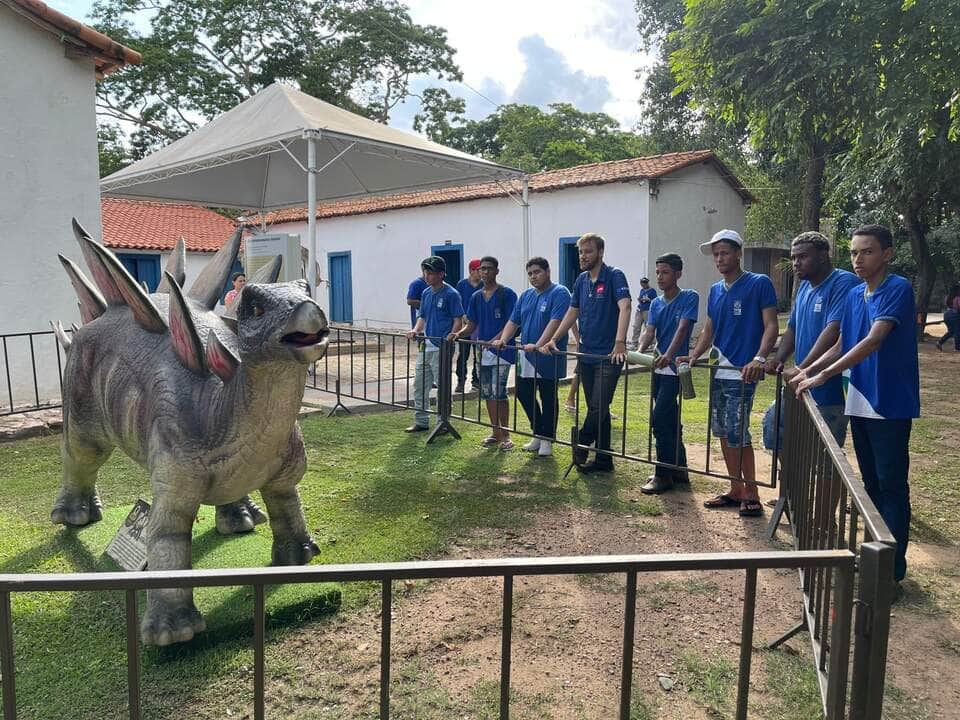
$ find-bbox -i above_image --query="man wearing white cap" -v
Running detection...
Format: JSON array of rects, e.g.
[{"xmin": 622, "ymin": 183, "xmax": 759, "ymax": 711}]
[{"xmin": 679, "ymin": 229, "xmax": 779, "ymax": 517}]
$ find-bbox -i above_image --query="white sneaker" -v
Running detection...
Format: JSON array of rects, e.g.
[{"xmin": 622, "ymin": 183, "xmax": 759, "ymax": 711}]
[
  {"xmin": 522, "ymin": 438, "xmax": 541, "ymax": 452},
  {"xmin": 538, "ymin": 441, "xmax": 553, "ymax": 457}
]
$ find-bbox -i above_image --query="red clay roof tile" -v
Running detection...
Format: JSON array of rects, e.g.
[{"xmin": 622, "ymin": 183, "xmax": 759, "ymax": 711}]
[{"xmin": 101, "ymin": 198, "xmax": 237, "ymax": 253}]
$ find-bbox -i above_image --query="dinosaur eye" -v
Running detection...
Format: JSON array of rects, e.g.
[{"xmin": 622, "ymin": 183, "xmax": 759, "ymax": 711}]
[{"xmin": 253, "ymin": 304, "xmax": 264, "ymax": 318}]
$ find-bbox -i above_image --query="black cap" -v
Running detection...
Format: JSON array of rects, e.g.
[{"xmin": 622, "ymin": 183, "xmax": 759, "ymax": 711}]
[
  {"xmin": 421, "ymin": 255, "xmax": 446, "ymax": 273},
  {"xmin": 640, "ymin": 277, "xmax": 649, "ymax": 283}
]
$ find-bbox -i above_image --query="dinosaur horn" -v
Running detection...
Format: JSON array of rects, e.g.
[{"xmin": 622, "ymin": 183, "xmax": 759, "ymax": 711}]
[
  {"xmin": 88, "ymin": 241, "xmax": 167, "ymax": 333},
  {"xmin": 70, "ymin": 322, "xmax": 80, "ymax": 334},
  {"xmin": 72, "ymin": 218, "xmax": 124, "ymax": 305},
  {"xmin": 206, "ymin": 330, "xmax": 239, "ymax": 382},
  {"xmin": 58, "ymin": 254, "xmax": 106, "ymax": 324},
  {"xmin": 187, "ymin": 226, "xmax": 242, "ymax": 310},
  {"xmin": 156, "ymin": 237, "xmax": 187, "ymax": 293},
  {"xmin": 247, "ymin": 254, "xmax": 283, "ymax": 284},
  {"xmin": 50, "ymin": 320, "xmax": 71, "ymax": 353},
  {"xmin": 165, "ymin": 271, "xmax": 207, "ymax": 375}
]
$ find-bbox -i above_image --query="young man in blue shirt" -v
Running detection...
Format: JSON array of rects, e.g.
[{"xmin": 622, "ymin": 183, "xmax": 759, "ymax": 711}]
[
  {"xmin": 681, "ymin": 229, "xmax": 779, "ymax": 517},
  {"xmin": 543, "ymin": 233, "xmax": 632, "ymax": 473},
  {"xmin": 491, "ymin": 257, "xmax": 571, "ymax": 457},
  {"xmin": 637, "ymin": 253, "xmax": 699, "ymax": 494},
  {"xmin": 406, "ymin": 271, "xmax": 429, "ymax": 328},
  {"xmin": 456, "ymin": 256, "xmax": 518, "ymax": 450},
  {"xmin": 765, "ymin": 232, "xmax": 860, "ymax": 446},
  {"xmin": 455, "ymin": 259, "xmax": 483, "ymax": 393},
  {"xmin": 404, "ymin": 256, "xmax": 463, "ymax": 432},
  {"xmin": 794, "ymin": 224, "xmax": 920, "ymax": 585},
  {"xmin": 629, "ymin": 277, "xmax": 658, "ymax": 349}
]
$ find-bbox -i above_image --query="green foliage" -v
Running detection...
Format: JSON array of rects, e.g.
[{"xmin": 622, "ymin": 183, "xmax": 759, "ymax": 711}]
[
  {"xmin": 97, "ymin": 123, "xmax": 131, "ymax": 178},
  {"xmin": 678, "ymin": 650, "xmax": 736, "ymax": 716},
  {"xmin": 758, "ymin": 650, "xmax": 824, "ymax": 720},
  {"xmin": 428, "ymin": 103, "xmax": 650, "ymax": 173},
  {"xmin": 91, "ymin": 0, "xmax": 461, "ymax": 155}
]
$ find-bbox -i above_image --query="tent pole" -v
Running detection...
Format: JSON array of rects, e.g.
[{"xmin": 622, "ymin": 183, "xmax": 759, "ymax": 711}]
[
  {"xmin": 521, "ymin": 176, "xmax": 530, "ymax": 264},
  {"xmin": 305, "ymin": 129, "xmax": 320, "ymax": 299}
]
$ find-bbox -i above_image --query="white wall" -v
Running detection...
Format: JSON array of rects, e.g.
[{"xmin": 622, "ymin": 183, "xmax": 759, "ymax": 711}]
[
  {"xmin": 268, "ymin": 182, "xmax": 651, "ymax": 328},
  {"xmin": 647, "ymin": 162, "xmax": 749, "ymax": 321},
  {"xmin": 0, "ymin": 7, "xmax": 104, "ymax": 407}
]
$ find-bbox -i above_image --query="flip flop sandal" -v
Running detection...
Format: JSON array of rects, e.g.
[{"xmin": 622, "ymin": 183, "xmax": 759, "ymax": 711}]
[
  {"xmin": 481, "ymin": 436, "xmax": 499, "ymax": 447},
  {"xmin": 703, "ymin": 493, "xmax": 740, "ymax": 509},
  {"xmin": 499, "ymin": 440, "xmax": 515, "ymax": 451},
  {"xmin": 739, "ymin": 500, "xmax": 764, "ymax": 517}
]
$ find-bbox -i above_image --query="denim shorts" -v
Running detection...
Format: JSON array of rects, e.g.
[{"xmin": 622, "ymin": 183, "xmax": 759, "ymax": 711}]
[
  {"xmin": 479, "ymin": 363, "xmax": 510, "ymax": 400},
  {"xmin": 762, "ymin": 398, "xmax": 848, "ymax": 450},
  {"xmin": 710, "ymin": 378, "xmax": 757, "ymax": 448}
]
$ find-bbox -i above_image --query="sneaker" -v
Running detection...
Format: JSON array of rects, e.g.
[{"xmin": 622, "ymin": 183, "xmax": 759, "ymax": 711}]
[
  {"xmin": 641, "ymin": 474, "xmax": 673, "ymax": 494},
  {"xmin": 404, "ymin": 425, "xmax": 429, "ymax": 433},
  {"xmin": 522, "ymin": 438, "xmax": 541, "ymax": 452},
  {"xmin": 454, "ymin": 381, "xmax": 465, "ymax": 393},
  {"xmin": 537, "ymin": 441, "xmax": 553, "ymax": 457}
]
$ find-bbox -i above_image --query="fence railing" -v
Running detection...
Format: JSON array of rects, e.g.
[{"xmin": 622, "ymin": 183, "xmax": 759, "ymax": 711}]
[
  {"xmin": 768, "ymin": 389, "xmax": 896, "ymax": 720},
  {"xmin": 0, "ymin": 550, "xmax": 855, "ymax": 720},
  {"xmin": 0, "ymin": 331, "xmax": 68, "ymax": 417},
  {"xmin": 310, "ymin": 326, "xmax": 783, "ymax": 488}
]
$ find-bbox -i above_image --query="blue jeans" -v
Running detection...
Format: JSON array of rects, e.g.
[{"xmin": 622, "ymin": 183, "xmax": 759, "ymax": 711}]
[
  {"xmin": 850, "ymin": 417, "xmax": 912, "ymax": 582},
  {"xmin": 763, "ymin": 397, "xmax": 847, "ymax": 450},
  {"xmin": 710, "ymin": 378, "xmax": 756, "ymax": 448},
  {"xmin": 578, "ymin": 360, "xmax": 622, "ymax": 467},
  {"xmin": 651, "ymin": 373, "xmax": 687, "ymax": 475},
  {"xmin": 479, "ymin": 363, "xmax": 510, "ymax": 400}
]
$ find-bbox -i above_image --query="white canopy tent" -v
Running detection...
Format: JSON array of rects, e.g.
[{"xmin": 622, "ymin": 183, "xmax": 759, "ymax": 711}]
[{"xmin": 100, "ymin": 83, "xmax": 528, "ymax": 293}]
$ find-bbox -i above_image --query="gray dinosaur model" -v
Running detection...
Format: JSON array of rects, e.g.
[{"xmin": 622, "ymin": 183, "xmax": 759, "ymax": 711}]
[{"xmin": 51, "ymin": 219, "xmax": 329, "ymax": 646}]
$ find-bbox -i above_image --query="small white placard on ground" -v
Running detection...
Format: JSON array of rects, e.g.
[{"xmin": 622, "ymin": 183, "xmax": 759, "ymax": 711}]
[{"xmin": 105, "ymin": 499, "xmax": 150, "ymax": 571}]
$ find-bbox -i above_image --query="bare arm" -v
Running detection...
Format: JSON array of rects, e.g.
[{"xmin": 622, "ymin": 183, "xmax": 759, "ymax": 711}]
[
  {"xmin": 795, "ymin": 320, "xmax": 896, "ymax": 395},
  {"xmin": 406, "ymin": 298, "xmax": 421, "ymax": 308},
  {"xmin": 405, "ymin": 317, "xmax": 425, "ymax": 339},
  {"xmin": 541, "ymin": 306, "xmax": 580, "ymax": 354},
  {"xmin": 490, "ymin": 319, "xmax": 517, "ymax": 349},
  {"xmin": 768, "ymin": 326, "xmax": 795, "ymax": 374},
  {"xmin": 798, "ymin": 320, "xmax": 841, "ymax": 370},
  {"xmin": 455, "ymin": 319, "xmax": 477, "ymax": 340},
  {"xmin": 612, "ymin": 297, "xmax": 632, "ymax": 364},
  {"xmin": 446, "ymin": 316, "xmax": 464, "ymax": 341},
  {"xmin": 637, "ymin": 324, "xmax": 656, "ymax": 354},
  {"xmin": 680, "ymin": 316, "xmax": 714, "ymax": 365},
  {"xmin": 654, "ymin": 318, "xmax": 692, "ymax": 369}
]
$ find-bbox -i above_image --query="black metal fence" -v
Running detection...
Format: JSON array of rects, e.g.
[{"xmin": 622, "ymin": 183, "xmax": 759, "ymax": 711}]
[
  {"xmin": 0, "ymin": 331, "xmax": 68, "ymax": 417},
  {"xmin": 0, "ymin": 550, "xmax": 855, "ymax": 720}
]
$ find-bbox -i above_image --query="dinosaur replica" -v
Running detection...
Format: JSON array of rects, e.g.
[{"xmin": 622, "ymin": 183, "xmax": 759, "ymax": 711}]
[{"xmin": 50, "ymin": 219, "xmax": 329, "ymax": 646}]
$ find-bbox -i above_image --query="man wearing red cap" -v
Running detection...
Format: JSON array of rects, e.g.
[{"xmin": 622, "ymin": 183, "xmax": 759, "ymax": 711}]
[{"xmin": 455, "ymin": 259, "xmax": 483, "ymax": 393}]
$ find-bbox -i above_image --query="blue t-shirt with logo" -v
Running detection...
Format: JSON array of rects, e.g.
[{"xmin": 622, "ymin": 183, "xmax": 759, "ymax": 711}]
[
  {"xmin": 467, "ymin": 285, "xmax": 518, "ymax": 365},
  {"xmin": 418, "ymin": 282, "xmax": 464, "ymax": 343},
  {"xmin": 511, "ymin": 283, "xmax": 572, "ymax": 379},
  {"xmin": 407, "ymin": 277, "xmax": 428, "ymax": 328},
  {"xmin": 570, "ymin": 264, "xmax": 631, "ymax": 365},
  {"xmin": 841, "ymin": 274, "xmax": 920, "ymax": 420},
  {"xmin": 788, "ymin": 269, "xmax": 859, "ymax": 407},
  {"xmin": 707, "ymin": 272, "xmax": 778, "ymax": 380},
  {"xmin": 647, "ymin": 289, "xmax": 699, "ymax": 376},
  {"xmin": 637, "ymin": 287, "xmax": 657, "ymax": 311}
]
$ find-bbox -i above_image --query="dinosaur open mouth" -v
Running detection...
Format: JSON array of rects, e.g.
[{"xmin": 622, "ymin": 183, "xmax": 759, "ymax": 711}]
[{"xmin": 282, "ymin": 330, "xmax": 329, "ymax": 347}]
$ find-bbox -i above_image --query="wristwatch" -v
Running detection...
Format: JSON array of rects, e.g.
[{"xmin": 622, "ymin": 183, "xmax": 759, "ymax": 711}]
[{"xmin": 753, "ymin": 355, "xmax": 766, "ymax": 364}]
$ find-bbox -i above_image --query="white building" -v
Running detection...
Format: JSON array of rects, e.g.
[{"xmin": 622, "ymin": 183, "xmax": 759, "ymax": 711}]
[
  {"xmin": 0, "ymin": 0, "xmax": 138, "ymax": 409},
  {"xmin": 255, "ymin": 150, "xmax": 754, "ymax": 328}
]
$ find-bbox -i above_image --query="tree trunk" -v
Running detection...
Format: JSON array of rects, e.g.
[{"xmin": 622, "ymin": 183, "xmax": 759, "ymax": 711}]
[
  {"xmin": 903, "ymin": 192, "xmax": 937, "ymax": 337},
  {"xmin": 800, "ymin": 146, "xmax": 826, "ymax": 231}
]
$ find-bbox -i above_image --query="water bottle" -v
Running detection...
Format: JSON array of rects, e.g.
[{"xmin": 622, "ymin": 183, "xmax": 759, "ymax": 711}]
[{"xmin": 677, "ymin": 362, "xmax": 696, "ymax": 399}]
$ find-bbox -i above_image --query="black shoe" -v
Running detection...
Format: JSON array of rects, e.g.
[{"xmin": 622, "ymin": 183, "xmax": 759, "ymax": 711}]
[
  {"xmin": 454, "ymin": 382, "xmax": 465, "ymax": 394},
  {"xmin": 937, "ymin": 341, "xmax": 944, "ymax": 352},
  {"xmin": 578, "ymin": 460, "xmax": 614, "ymax": 474},
  {"xmin": 641, "ymin": 475, "xmax": 673, "ymax": 494},
  {"xmin": 572, "ymin": 446, "xmax": 589, "ymax": 466},
  {"xmin": 405, "ymin": 424, "xmax": 429, "ymax": 433}
]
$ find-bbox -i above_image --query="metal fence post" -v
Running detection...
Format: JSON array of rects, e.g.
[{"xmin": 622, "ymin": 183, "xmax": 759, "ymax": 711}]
[
  {"xmin": 1, "ymin": 590, "xmax": 15, "ymax": 720},
  {"xmin": 849, "ymin": 541, "xmax": 895, "ymax": 720}
]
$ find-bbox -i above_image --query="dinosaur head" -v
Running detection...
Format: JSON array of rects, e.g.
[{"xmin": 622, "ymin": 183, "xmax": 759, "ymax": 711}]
[{"xmin": 235, "ymin": 280, "xmax": 329, "ymax": 363}]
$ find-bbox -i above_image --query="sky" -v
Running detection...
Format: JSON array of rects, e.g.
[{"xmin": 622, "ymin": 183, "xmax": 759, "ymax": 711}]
[{"xmin": 49, "ymin": 0, "xmax": 651, "ymax": 131}]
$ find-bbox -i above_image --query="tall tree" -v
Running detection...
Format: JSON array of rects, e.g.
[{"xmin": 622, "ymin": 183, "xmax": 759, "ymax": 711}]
[{"xmin": 91, "ymin": 0, "xmax": 460, "ymax": 155}]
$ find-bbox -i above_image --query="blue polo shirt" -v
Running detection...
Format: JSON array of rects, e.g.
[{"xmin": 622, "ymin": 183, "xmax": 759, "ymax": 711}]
[
  {"xmin": 406, "ymin": 277, "xmax": 428, "ymax": 328},
  {"xmin": 637, "ymin": 287, "xmax": 657, "ymax": 311},
  {"xmin": 841, "ymin": 274, "xmax": 920, "ymax": 420},
  {"xmin": 511, "ymin": 283, "xmax": 572, "ymax": 379},
  {"xmin": 789, "ymin": 269, "xmax": 859, "ymax": 407},
  {"xmin": 570, "ymin": 264, "xmax": 631, "ymax": 364},
  {"xmin": 418, "ymin": 282, "xmax": 464, "ymax": 344},
  {"xmin": 707, "ymin": 272, "xmax": 778, "ymax": 380},
  {"xmin": 467, "ymin": 285, "xmax": 518, "ymax": 365},
  {"xmin": 647, "ymin": 289, "xmax": 699, "ymax": 376},
  {"xmin": 456, "ymin": 277, "xmax": 481, "ymax": 308}
]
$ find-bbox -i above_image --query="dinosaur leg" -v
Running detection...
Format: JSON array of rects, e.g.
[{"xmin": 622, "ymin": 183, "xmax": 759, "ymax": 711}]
[
  {"xmin": 214, "ymin": 494, "xmax": 268, "ymax": 535},
  {"xmin": 51, "ymin": 432, "xmax": 111, "ymax": 527},
  {"xmin": 260, "ymin": 427, "xmax": 319, "ymax": 566},
  {"xmin": 140, "ymin": 486, "xmax": 205, "ymax": 646}
]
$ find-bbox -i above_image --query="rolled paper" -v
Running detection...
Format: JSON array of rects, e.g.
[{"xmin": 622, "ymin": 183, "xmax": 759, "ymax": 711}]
[{"xmin": 625, "ymin": 350, "xmax": 656, "ymax": 367}]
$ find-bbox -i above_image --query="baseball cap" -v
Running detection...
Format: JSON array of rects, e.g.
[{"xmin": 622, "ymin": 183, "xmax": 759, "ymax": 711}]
[
  {"xmin": 699, "ymin": 229, "xmax": 743, "ymax": 255},
  {"xmin": 421, "ymin": 255, "xmax": 446, "ymax": 273},
  {"xmin": 640, "ymin": 277, "xmax": 649, "ymax": 283},
  {"xmin": 468, "ymin": 258, "xmax": 482, "ymax": 271}
]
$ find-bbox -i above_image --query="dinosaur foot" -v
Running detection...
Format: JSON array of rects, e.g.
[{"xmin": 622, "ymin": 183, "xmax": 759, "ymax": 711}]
[
  {"xmin": 215, "ymin": 495, "xmax": 267, "ymax": 535},
  {"xmin": 140, "ymin": 600, "xmax": 206, "ymax": 646},
  {"xmin": 271, "ymin": 536, "xmax": 320, "ymax": 566},
  {"xmin": 50, "ymin": 488, "xmax": 103, "ymax": 527}
]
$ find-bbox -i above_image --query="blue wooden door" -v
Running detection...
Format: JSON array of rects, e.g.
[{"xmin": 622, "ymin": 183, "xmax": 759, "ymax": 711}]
[
  {"xmin": 328, "ymin": 252, "xmax": 353, "ymax": 323},
  {"xmin": 117, "ymin": 253, "xmax": 161, "ymax": 292},
  {"xmin": 431, "ymin": 244, "xmax": 463, "ymax": 286},
  {"xmin": 558, "ymin": 237, "xmax": 580, "ymax": 291}
]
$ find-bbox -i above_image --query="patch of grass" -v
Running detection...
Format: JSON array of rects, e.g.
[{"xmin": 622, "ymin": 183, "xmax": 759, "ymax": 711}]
[
  {"xmin": 756, "ymin": 649, "xmax": 823, "ymax": 720},
  {"xmin": 678, "ymin": 650, "xmax": 736, "ymax": 717},
  {"xmin": 884, "ymin": 683, "xmax": 931, "ymax": 720},
  {"xmin": 629, "ymin": 691, "xmax": 658, "ymax": 720}
]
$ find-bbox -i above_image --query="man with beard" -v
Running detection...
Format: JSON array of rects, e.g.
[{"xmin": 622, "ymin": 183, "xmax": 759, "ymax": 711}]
[{"xmin": 543, "ymin": 233, "xmax": 631, "ymax": 473}]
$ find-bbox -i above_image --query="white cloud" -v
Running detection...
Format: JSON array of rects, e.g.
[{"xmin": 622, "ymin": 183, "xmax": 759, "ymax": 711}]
[{"xmin": 510, "ymin": 34, "xmax": 612, "ymax": 112}]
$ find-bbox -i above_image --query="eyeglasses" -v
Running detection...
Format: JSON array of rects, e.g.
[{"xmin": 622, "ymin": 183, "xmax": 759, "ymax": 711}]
[{"xmin": 479, "ymin": 266, "xmax": 497, "ymax": 271}]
